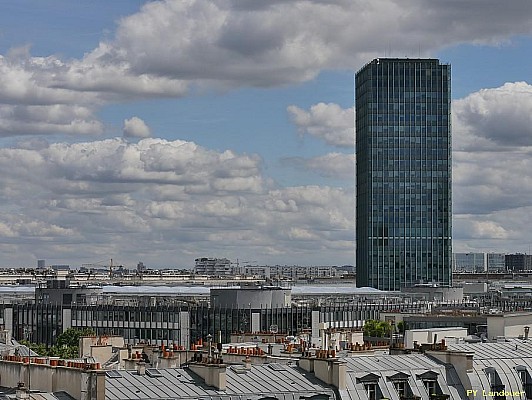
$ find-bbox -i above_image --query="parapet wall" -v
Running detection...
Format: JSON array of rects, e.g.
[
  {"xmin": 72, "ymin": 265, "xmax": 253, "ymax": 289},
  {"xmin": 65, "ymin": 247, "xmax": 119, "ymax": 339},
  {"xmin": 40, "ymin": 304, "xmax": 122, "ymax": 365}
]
[{"xmin": 0, "ymin": 358, "xmax": 104, "ymax": 400}]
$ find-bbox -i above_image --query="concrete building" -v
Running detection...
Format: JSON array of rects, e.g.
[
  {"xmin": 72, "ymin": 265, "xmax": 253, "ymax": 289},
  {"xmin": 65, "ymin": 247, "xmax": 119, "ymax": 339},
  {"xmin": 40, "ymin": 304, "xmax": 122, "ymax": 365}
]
[
  {"xmin": 404, "ymin": 327, "xmax": 468, "ymax": 349},
  {"xmin": 401, "ymin": 285, "xmax": 463, "ymax": 302},
  {"xmin": 210, "ymin": 285, "xmax": 291, "ymax": 309},
  {"xmin": 242, "ymin": 264, "xmax": 341, "ymax": 280},
  {"xmin": 355, "ymin": 58, "xmax": 452, "ymax": 291},
  {"xmin": 194, "ymin": 257, "xmax": 236, "ymax": 276},
  {"xmin": 485, "ymin": 312, "xmax": 532, "ymax": 340},
  {"xmin": 35, "ymin": 278, "xmax": 103, "ymax": 306}
]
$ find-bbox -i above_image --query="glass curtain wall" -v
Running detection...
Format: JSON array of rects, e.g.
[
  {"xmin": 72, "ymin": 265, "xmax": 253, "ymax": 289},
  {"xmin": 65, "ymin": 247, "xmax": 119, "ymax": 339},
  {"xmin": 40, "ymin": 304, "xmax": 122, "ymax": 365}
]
[{"xmin": 356, "ymin": 58, "xmax": 452, "ymax": 291}]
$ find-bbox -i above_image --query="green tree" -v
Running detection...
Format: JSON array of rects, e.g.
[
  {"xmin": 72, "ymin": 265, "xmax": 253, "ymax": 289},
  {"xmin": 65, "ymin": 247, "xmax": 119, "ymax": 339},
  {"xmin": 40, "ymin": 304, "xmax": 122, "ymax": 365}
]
[
  {"xmin": 17, "ymin": 328, "xmax": 95, "ymax": 359},
  {"xmin": 18, "ymin": 340, "xmax": 48, "ymax": 356},
  {"xmin": 56, "ymin": 327, "xmax": 95, "ymax": 348},
  {"xmin": 48, "ymin": 328, "xmax": 96, "ymax": 359},
  {"xmin": 363, "ymin": 320, "xmax": 392, "ymax": 337},
  {"xmin": 396, "ymin": 321, "xmax": 406, "ymax": 334},
  {"xmin": 48, "ymin": 344, "xmax": 80, "ymax": 359}
]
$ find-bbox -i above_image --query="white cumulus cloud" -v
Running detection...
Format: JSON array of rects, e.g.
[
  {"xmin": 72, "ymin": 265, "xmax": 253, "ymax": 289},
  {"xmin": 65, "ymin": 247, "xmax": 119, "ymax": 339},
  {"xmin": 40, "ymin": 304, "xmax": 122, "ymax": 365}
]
[
  {"xmin": 123, "ymin": 116, "xmax": 151, "ymax": 138},
  {"xmin": 288, "ymin": 103, "xmax": 354, "ymax": 147},
  {"xmin": 453, "ymin": 82, "xmax": 532, "ymax": 150},
  {"xmin": 0, "ymin": 138, "xmax": 354, "ymax": 266}
]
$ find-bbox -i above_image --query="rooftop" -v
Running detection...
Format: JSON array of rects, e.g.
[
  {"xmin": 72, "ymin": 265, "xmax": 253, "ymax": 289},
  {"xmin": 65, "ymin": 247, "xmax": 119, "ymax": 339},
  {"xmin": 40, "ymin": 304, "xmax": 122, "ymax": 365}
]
[{"xmin": 105, "ymin": 364, "xmax": 335, "ymax": 400}]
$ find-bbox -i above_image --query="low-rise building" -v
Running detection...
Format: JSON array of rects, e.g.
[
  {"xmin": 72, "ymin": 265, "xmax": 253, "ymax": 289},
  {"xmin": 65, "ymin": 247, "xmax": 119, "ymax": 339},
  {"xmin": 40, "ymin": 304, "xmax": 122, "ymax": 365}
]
[
  {"xmin": 194, "ymin": 257, "xmax": 235, "ymax": 276},
  {"xmin": 404, "ymin": 327, "xmax": 468, "ymax": 349}
]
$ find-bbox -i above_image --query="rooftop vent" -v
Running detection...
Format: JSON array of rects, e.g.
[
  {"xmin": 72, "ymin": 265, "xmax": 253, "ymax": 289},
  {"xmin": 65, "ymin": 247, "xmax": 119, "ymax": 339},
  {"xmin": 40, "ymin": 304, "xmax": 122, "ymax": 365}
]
[
  {"xmin": 230, "ymin": 365, "xmax": 248, "ymax": 374},
  {"xmin": 105, "ymin": 370, "xmax": 121, "ymax": 378},
  {"xmin": 146, "ymin": 368, "xmax": 163, "ymax": 378},
  {"xmin": 268, "ymin": 363, "xmax": 285, "ymax": 371}
]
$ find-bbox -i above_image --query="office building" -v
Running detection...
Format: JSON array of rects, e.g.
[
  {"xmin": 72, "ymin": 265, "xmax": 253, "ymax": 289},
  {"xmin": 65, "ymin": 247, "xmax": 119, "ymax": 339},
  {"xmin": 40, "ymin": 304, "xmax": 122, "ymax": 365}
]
[
  {"xmin": 194, "ymin": 257, "xmax": 236, "ymax": 276},
  {"xmin": 452, "ymin": 252, "xmax": 485, "ymax": 272},
  {"xmin": 487, "ymin": 252, "xmax": 506, "ymax": 272},
  {"xmin": 505, "ymin": 253, "xmax": 532, "ymax": 272},
  {"xmin": 356, "ymin": 58, "xmax": 452, "ymax": 290}
]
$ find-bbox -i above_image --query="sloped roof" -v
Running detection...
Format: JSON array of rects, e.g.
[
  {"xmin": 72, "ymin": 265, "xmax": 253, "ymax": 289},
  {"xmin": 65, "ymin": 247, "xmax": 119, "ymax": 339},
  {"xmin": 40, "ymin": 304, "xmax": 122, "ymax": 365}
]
[
  {"xmin": 0, "ymin": 339, "xmax": 38, "ymax": 357},
  {"xmin": 447, "ymin": 341, "xmax": 532, "ymax": 397},
  {"xmin": 0, "ymin": 388, "xmax": 76, "ymax": 400},
  {"xmin": 447, "ymin": 340, "xmax": 532, "ymax": 360},
  {"xmin": 339, "ymin": 354, "xmax": 466, "ymax": 400},
  {"xmin": 105, "ymin": 363, "xmax": 336, "ymax": 400}
]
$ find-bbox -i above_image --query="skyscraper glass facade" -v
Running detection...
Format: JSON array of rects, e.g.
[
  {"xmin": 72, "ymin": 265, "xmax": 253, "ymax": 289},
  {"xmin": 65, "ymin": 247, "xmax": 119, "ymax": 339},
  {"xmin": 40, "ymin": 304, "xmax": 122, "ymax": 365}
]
[{"xmin": 355, "ymin": 58, "xmax": 451, "ymax": 291}]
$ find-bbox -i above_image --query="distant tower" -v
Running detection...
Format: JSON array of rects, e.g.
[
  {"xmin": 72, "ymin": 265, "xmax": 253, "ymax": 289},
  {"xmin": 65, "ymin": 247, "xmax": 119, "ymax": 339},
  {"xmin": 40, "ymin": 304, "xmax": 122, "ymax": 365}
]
[
  {"xmin": 37, "ymin": 259, "xmax": 46, "ymax": 269},
  {"xmin": 355, "ymin": 58, "xmax": 452, "ymax": 291}
]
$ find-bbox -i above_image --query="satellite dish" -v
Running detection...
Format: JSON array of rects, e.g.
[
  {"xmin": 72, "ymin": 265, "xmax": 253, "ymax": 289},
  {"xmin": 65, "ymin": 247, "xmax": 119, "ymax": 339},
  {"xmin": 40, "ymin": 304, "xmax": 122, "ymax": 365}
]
[{"xmin": 270, "ymin": 324, "xmax": 278, "ymax": 334}]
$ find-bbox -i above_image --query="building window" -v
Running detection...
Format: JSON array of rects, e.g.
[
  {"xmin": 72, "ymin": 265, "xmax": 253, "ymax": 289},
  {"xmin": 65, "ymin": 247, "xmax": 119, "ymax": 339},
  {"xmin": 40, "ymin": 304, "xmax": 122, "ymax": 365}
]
[
  {"xmin": 516, "ymin": 366, "xmax": 532, "ymax": 399},
  {"xmin": 388, "ymin": 373, "xmax": 414, "ymax": 399},
  {"xmin": 424, "ymin": 380, "xmax": 436, "ymax": 396},
  {"xmin": 394, "ymin": 381, "xmax": 407, "ymax": 398},
  {"xmin": 485, "ymin": 368, "xmax": 505, "ymax": 400},
  {"xmin": 364, "ymin": 383, "xmax": 377, "ymax": 400},
  {"xmin": 519, "ymin": 369, "xmax": 527, "ymax": 385}
]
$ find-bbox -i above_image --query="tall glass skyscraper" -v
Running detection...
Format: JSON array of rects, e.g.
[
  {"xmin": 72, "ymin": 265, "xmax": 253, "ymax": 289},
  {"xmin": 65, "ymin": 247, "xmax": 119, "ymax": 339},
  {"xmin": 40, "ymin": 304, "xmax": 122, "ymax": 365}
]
[{"xmin": 355, "ymin": 58, "xmax": 451, "ymax": 291}]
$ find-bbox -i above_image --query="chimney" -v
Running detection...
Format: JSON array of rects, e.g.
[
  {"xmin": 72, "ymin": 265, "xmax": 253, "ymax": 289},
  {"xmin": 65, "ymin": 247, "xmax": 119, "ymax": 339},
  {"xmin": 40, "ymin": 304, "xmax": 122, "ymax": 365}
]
[
  {"xmin": 313, "ymin": 357, "xmax": 346, "ymax": 390},
  {"xmin": 243, "ymin": 355, "xmax": 251, "ymax": 370},
  {"xmin": 136, "ymin": 361, "xmax": 146, "ymax": 376},
  {"xmin": 16, "ymin": 382, "xmax": 29, "ymax": 400},
  {"xmin": 188, "ymin": 362, "xmax": 227, "ymax": 391},
  {"xmin": 298, "ymin": 353, "xmax": 315, "ymax": 373},
  {"xmin": 0, "ymin": 330, "xmax": 12, "ymax": 345}
]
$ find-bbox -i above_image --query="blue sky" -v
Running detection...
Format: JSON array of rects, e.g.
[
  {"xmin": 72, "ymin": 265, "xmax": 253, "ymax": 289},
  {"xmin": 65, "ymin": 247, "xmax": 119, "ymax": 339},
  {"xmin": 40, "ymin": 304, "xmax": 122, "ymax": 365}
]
[{"xmin": 0, "ymin": 0, "xmax": 531, "ymax": 268}]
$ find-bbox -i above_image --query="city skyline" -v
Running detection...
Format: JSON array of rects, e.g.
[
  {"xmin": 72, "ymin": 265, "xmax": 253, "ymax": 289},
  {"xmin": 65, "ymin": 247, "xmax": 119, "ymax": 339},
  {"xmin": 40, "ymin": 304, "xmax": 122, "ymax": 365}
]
[{"xmin": 0, "ymin": 1, "xmax": 531, "ymax": 268}]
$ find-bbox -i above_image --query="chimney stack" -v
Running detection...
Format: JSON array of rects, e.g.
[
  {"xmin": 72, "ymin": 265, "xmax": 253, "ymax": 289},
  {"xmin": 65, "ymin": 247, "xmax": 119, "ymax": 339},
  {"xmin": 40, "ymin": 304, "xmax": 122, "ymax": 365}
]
[
  {"xmin": 136, "ymin": 361, "xmax": 146, "ymax": 376},
  {"xmin": 243, "ymin": 355, "xmax": 251, "ymax": 370},
  {"xmin": 16, "ymin": 382, "xmax": 29, "ymax": 400},
  {"xmin": 188, "ymin": 362, "xmax": 227, "ymax": 391}
]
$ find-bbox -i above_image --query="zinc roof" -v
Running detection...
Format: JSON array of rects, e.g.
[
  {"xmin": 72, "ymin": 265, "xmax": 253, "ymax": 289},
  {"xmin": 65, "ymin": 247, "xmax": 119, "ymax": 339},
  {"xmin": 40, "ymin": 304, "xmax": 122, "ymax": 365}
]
[
  {"xmin": 339, "ymin": 353, "xmax": 466, "ymax": 400},
  {"xmin": 105, "ymin": 363, "xmax": 336, "ymax": 400},
  {"xmin": 447, "ymin": 340, "xmax": 532, "ymax": 360},
  {"xmin": 447, "ymin": 341, "xmax": 532, "ymax": 399}
]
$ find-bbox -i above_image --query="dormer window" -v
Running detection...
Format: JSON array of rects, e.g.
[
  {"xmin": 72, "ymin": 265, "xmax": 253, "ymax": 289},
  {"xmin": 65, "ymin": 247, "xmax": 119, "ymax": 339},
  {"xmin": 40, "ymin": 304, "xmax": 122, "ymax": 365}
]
[
  {"xmin": 424, "ymin": 380, "xmax": 436, "ymax": 396},
  {"xmin": 388, "ymin": 372, "xmax": 414, "ymax": 400},
  {"xmin": 394, "ymin": 380, "xmax": 407, "ymax": 398},
  {"xmin": 516, "ymin": 366, "xmax": 532, "ymax": 399},
  {"xmin": 416, "ymin": 371, "xmax": 449, "ymax": 400},
  {"xmin": 357, "ymin": 373, "xmax": 382, "ymax": 400},
  {"xmin": 365, "ymin": 383, "xmax": 377, "ymax": 400},
  {"xmin": 484, "ymin": 367, "xmax": 505, "ymax": 400}
]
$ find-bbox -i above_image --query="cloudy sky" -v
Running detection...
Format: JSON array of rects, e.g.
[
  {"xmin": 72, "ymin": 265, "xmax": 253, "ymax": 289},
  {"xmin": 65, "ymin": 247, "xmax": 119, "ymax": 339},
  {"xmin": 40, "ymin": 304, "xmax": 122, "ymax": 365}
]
[{"xmin": 0, "ymin": 0, "xmax": 531, "ymax": 269}]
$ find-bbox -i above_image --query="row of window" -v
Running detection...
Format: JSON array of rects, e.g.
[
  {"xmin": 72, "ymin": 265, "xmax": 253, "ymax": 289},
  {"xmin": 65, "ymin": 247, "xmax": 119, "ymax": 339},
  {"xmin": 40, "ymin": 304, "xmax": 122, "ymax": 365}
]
[
  {"xmin": 74, "ymin": 310, "xmax": 184, "ymax": 323},
  {"xmin": 361, "ymin": 375, "xmax": 441, "ymax": 400}
]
